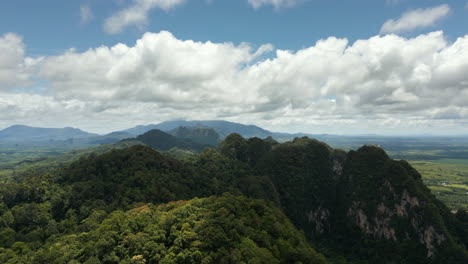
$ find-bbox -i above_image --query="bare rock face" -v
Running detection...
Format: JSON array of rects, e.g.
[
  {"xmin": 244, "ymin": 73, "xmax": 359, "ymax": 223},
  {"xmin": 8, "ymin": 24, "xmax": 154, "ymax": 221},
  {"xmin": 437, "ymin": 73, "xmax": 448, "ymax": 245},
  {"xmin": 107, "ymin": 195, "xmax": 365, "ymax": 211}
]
[
  {"xmin": 333, "ymin": 158, "xmax": 343, "ymax": 177},
  {"xmin": 257, "ymin": 138, "xmax": 466, "ymax": 263},
  {"xmin": 347, "ymin": 201, "xmax": 397, "ymax": 241},
  {"xmin": 346, "ymin": 188, "xmax": 448, "ymax": 257},
  {"xmin": 302, "ymin": 144, "xmax": 465, "ymax": 262},
  {"xmin": 421, "ymin": 226, "xmax": 446, "ymax": 257},
  {"xmin": 395, "ymin": 190, "xmax": 420, "ymax": 217},
  {"xmin": 307, "ymin": 207, "xmax": 330, "ymax": 233}
]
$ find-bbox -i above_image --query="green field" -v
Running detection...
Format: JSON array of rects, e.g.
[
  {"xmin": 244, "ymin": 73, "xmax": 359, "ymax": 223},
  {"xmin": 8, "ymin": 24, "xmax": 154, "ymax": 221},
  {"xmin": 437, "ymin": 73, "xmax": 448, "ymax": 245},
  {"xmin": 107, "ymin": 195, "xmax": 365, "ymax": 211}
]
[
  {"xmin": 410, "ymin": 161, "xmax": 468, "ymax": 211},
  {"xmin": 0, "ymin": 143, "xmax": 88, "ymax": 170}
]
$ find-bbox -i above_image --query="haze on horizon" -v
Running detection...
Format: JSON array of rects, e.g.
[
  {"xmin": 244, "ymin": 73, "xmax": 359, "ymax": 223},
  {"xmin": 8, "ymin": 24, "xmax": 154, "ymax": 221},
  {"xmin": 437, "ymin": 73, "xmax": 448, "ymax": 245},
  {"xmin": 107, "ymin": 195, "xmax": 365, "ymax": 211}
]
[{"xmin": 1, "ymin": 0, "xmax": 468, "ymax": 135}]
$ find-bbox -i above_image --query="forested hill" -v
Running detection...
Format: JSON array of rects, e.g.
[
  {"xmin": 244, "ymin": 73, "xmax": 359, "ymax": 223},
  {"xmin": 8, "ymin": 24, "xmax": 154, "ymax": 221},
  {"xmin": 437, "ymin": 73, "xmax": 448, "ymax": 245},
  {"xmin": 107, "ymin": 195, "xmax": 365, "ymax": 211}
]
[
  {"xmin": 133, "ymin": 128, "xmax": 218, "ymax": 153},
  {"xmin": 0, "ymin": 193, "xmax": 327, "ymax": 264},
  {"xmin": 0, "ymin": 135, "xmax": 466, "ymax": 263}
]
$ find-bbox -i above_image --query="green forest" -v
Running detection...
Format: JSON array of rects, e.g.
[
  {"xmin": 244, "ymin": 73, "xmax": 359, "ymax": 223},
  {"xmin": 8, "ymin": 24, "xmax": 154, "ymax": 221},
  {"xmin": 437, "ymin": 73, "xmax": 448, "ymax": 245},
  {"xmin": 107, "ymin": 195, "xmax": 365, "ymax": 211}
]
[{"xmin": 0, "ymin": 133, "xmax": 467, "ymax": 263}]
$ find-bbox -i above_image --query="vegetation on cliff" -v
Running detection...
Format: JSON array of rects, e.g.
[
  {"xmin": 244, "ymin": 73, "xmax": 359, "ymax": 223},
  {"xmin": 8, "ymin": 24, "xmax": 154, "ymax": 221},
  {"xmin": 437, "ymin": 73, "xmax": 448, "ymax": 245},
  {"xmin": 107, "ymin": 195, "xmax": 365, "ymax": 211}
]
[{"xmin": 0, "ymin": 134, "xmax": 466, "ymax": 263}]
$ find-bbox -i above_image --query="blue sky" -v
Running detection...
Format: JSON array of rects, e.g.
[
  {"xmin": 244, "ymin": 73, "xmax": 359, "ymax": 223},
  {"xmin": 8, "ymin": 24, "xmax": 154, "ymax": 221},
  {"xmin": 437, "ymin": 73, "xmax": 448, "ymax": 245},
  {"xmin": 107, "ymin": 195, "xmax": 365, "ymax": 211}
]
[
  {"xmin": 0, "ymin": 0, "xmax": 468, "ymax": 134},
  {"xmin": 1, "ymin": 0, "xmax": 466, "ymax": 55}
]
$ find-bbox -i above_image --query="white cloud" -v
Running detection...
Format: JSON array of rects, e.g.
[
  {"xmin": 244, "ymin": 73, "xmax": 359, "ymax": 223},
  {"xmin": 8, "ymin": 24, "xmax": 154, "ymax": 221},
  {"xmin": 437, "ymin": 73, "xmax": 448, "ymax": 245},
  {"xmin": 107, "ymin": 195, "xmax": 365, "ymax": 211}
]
[
  {"xmin": 248, "ymin": 0, "xmax": 303, "ymax": 9},
  {"xmin": 104, "ymin": 0, "xmax": 186, "ymax": 34},
  {"xmin": 2, "ymin": 30, "xmax": 468, "ymax": 134},
  {"xmin": 40, "ymin": 31, "xmax": 272, "ymax": 106},
  {"xmin": 0, "ymin": 33, "xmax": 39, "ymax": 90},
  {"xmin": 380, "ymin": 4, "xmax": 450, "ymax": 34},
  {"xmin": 80, "ymin": 4, "xmax": 93, "ymax": 25}
]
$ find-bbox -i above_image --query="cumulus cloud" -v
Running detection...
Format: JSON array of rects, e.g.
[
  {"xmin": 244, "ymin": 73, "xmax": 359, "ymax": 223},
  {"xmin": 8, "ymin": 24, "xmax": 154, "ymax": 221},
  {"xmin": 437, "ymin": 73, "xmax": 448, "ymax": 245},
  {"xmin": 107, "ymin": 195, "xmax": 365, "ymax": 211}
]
[
  {"xmin": 40, "ymin": 31, "xmax": 273, "ymax": 106},
  {"xmin": 248, "ymin": 0, "xmax": 304, "ymax": 9},
  {"xmin": 0, "ymin": 33, "xmax": 39, "ymax": 90},
  {"xmin": 80, "ymin": 4, "xmax": 93, "ymax": 25},
  {"xmin": 2, "ymin": 30, "xmax": 468, "ymax": 134},
  {"xmin": 380, "ymin": 4, "xmax": 450, "ymax": 34},
  {"xmin": 104, "ymin": 0, "xmax": 186, "ymax": 34}
]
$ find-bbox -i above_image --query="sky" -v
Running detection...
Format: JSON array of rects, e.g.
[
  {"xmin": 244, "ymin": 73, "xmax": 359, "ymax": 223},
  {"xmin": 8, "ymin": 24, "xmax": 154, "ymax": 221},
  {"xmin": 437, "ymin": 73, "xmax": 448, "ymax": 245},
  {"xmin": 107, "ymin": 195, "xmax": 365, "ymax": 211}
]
[{"xmin": 1, "ymin": 0, "xmax": 468, "ymax": 135}]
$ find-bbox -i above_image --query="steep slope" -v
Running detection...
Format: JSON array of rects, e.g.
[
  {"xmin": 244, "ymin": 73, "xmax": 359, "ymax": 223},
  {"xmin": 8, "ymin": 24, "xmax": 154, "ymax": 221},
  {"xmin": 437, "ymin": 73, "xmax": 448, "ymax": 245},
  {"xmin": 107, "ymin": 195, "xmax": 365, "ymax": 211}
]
[
  {"xmin": 0, "ymin": 125, "xmax": 98, "ymax": 142},
  {"xmin": 253, "ymin": 138, "xmax": 467, "ymax": 263},
  {"xmin": 329, "ymin": 146, "xmax": 467, "ymax": 262},
  {"xmin": 0, "ymin": 194, "xmax": 327, "ymax": 264},
  {"xmin": 123, "ymin": 120, "xmax": 273, "ymax": 138}
]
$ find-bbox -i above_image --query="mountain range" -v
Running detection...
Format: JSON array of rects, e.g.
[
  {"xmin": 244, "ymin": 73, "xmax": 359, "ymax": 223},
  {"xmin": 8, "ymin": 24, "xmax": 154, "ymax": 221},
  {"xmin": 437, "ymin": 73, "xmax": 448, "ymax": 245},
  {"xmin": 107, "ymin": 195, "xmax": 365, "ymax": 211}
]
[
  {"xmin": 0, "ymin": 121, "xmax": 273, "ymax": 145},
  {"xmin": 3, "ymin": 121, "xmax": 467, "ymax": 148},
  {"xmin": 0, "ymin": 133, "xmax": 466, "ymax": 263},
  {"xmin": 121, "ymin": 120, "xmax": 273, "ymax": 138}
]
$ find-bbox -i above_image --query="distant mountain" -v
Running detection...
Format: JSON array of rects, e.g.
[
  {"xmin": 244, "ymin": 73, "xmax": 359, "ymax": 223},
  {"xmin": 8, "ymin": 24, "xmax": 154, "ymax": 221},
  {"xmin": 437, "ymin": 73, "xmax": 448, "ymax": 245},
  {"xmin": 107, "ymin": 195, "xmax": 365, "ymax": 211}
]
[
  {"xmin": 169, "ymin": 126, "xmax": 220, "ymax": 146},
  {"xmin": 86, "ymin": 131, "xmax": 133, "ymax": 145},
  {"xmin": 0, "ymin": 125, "xmax": 98, "ymax": 143},
  {"xmin": 122, "ymin": 120, "xmax": 273, "ymax": 138},
  {"xmin": 122, "ymin": 124, "xmax": 161, "ymax": 136},
  {"xmin": 134, "ymin": 129, "xmax": 210, "ymax": 152}
]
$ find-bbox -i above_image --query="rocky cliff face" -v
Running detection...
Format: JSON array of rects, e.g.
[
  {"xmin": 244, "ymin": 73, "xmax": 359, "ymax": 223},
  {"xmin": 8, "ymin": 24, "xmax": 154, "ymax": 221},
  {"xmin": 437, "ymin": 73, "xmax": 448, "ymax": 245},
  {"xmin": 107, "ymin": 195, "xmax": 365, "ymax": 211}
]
[
  {"xmin": 5, "ymin": 134, "xmax": 463, "ymax": 264},
  {"xmin": 255, "ymin": 140, "xmax": 467, "ymax": 263},
  {"xmin": 336, "ymin": 146, "xmax": 453, "ymax": 259}
]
